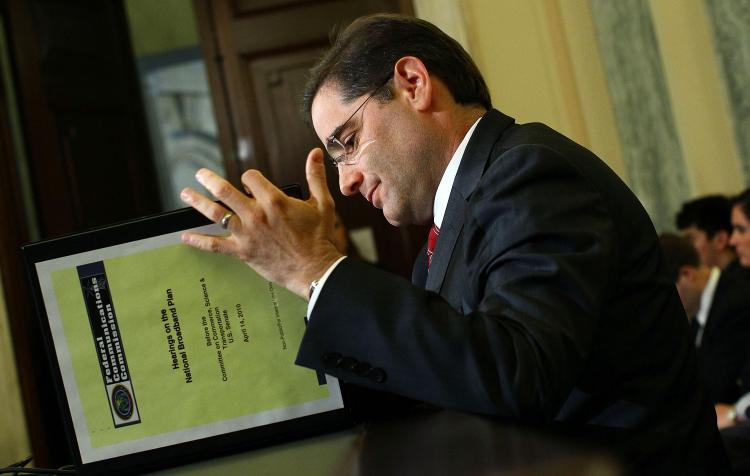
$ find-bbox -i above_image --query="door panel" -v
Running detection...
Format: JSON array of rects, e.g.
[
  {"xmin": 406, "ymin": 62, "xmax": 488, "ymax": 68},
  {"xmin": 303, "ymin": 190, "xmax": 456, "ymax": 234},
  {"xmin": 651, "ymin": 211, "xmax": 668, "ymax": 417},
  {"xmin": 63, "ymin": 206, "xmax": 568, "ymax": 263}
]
[
  {"xmin": 196, "ymin": 0, "xmax": 428, "ymax": 278},
  {"xmin": 250, "ymin": 48, "xmax": 324, "ymax": 193}
]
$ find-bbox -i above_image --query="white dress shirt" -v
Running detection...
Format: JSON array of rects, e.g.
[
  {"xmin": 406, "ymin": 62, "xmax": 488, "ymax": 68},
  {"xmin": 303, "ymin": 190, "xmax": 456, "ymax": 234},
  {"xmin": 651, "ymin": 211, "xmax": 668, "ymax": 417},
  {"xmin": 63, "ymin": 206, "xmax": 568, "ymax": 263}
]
[{"xmin": 694, "ymin": 266, "xmax": 720, "ymax": 347}]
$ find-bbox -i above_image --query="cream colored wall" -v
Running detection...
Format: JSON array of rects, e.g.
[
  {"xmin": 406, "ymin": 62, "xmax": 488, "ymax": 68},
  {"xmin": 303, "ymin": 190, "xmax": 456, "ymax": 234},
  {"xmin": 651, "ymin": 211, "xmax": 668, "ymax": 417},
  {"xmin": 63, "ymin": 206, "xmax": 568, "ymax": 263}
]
[
  {"xmin": 0, "ymin": 276, "xmax": 31, "ymax": 463},
  {"xmin": 648, "ymin": 0, "xmax": 743, "ymax": 196},
  {"xmin": 418, "ymin": 0, "xmax": 742, "ymax": 197},
  {"xmin": 458, "ymin": 0, "xmax": 626, "ymax": 179},
  {"xmin": 0, "ymin": 12, "xmax": 31, "ymax": 465},
  {"xmin": 556, "ymin": 1, "xmax": 627, "ymax": 183},
  {"xmin": 413, "ymin": 0, "xmax": 471, "ymax": 51}
]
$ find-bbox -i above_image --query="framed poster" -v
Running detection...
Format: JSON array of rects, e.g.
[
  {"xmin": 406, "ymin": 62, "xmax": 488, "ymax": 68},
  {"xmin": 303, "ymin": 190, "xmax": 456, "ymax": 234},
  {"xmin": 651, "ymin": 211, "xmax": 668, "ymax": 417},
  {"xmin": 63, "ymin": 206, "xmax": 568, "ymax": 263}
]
[{"xmin": 22, "ymin": 185, "xmax": 352, "ymax": 475}]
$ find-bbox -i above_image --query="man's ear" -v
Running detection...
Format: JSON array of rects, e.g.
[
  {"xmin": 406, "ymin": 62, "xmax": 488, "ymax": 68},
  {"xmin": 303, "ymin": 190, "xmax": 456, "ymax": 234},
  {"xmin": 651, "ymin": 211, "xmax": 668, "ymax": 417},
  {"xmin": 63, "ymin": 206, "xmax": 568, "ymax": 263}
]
[
  {"xmin": 712, "ymin": 230, "xmax": 730, "ymax": 250},
  {"xmin": 392, "ymin": 56, "xmax": 432, "ymax": 111},
  {"xmin": 678, "ymin": 265, "xmax": 696, "ymax": 283}
]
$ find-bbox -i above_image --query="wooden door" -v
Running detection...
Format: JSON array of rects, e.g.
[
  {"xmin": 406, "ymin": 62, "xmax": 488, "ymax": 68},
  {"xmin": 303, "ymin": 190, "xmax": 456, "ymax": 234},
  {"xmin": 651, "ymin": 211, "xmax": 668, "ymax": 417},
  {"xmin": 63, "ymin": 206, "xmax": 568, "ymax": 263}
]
[
  {"xmin": 1, "ymin": 0, "xmax": 160, "ymax": 465},
  {"xmin": 6, "ymin": 0, "xmax": 160, "ymax": 237},
  {"xmin": 194, "ymin": 0, "xmax": 429, "ymax": 279}
]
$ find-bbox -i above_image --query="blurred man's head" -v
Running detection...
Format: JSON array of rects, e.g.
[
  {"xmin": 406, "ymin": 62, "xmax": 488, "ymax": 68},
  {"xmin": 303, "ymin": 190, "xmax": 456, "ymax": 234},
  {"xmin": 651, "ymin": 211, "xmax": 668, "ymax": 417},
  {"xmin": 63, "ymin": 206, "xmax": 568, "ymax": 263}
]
[
  {"xmin": 675, "ymin": 195, "xmax": 734, "ymax": 269},
  {"xmin": 659, "ymin": 232, "xmax": 710, "ymax": 318}
]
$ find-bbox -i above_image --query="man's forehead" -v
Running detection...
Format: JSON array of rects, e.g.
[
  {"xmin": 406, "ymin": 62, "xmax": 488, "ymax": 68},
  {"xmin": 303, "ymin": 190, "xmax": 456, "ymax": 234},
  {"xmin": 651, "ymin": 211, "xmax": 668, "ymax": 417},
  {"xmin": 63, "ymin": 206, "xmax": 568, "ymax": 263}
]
[{"xmin": 311, "ymin": 83, "xmax": 350, "ymax": 140}]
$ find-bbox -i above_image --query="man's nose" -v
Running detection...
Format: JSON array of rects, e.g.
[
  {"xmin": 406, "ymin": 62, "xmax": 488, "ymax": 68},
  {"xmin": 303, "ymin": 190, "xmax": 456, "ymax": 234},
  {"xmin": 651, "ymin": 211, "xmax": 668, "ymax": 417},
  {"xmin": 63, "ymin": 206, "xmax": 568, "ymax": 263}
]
[{"xmin": 338, "ymin": 165, "xmax": 364, "ymax": 197}]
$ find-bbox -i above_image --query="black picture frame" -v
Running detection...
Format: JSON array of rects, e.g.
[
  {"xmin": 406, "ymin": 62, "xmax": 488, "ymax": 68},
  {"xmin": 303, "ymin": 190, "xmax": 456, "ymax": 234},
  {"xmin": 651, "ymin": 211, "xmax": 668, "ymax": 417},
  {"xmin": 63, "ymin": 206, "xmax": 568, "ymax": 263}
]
[{"xmin": 21, "ymin": 184, "xmax": 355, "ymax": 475}]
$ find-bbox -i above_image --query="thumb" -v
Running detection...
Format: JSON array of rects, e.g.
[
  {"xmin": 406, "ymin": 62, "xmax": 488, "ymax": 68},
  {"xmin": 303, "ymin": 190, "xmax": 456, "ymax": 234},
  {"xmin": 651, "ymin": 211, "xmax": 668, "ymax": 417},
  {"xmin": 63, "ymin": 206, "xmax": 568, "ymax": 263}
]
[{"xmin": 306, "ymin": 148, "xmax": 334, "ymax": 210}]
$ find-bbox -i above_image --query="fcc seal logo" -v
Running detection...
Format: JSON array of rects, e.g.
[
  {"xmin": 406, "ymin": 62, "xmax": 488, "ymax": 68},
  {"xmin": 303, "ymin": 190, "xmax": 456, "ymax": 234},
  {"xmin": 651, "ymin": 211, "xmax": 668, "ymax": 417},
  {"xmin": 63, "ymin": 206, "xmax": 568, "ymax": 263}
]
[{"xmin": 111, "ymin": 384, "xmax": 134, "ymax": 420}]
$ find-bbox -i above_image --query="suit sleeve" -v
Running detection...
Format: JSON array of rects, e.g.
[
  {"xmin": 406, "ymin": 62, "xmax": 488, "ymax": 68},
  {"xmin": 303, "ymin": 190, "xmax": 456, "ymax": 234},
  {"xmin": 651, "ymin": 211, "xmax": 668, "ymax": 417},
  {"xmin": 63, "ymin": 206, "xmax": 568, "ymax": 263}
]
[{"xmin": 295, "ymin": 145, "xmax": 617, "ymax": 420}]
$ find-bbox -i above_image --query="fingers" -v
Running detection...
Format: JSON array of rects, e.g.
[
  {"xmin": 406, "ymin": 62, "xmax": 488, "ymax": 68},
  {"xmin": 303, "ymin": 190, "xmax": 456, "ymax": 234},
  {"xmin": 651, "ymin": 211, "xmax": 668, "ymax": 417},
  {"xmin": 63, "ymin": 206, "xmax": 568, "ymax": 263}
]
[
  {"xmin": 240, "ymin": 169, "xmax": 285, "ymax": 213},
  {"xmin": 180, "ymin": 185, "xmax": 239, "ymax": 257},
  {"xmin": 193, "ymin": 168, "xmax": 252, "ymax": 217},
  {"xmin": 181, "ymin": 230, "xmax": 238, "ymax": 256},
  {"xmin": 306, "ymin": 148, "xmax": 334, "ymax": 211},
  {"xmin": 180, "ymin": 186, "xmax": 238, "ymax": 229}
]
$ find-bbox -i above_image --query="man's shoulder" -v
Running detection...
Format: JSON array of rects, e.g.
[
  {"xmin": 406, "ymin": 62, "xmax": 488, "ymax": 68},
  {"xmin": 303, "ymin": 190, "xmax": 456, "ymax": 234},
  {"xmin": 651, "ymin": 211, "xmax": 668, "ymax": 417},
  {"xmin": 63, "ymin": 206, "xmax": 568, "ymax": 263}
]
[
  {"xmin": 473, "ymin": 122, "xmax": 618, "ymax": 204},
  {"xmin": 717, "ymin": 270, "xmax": 750, "ymax": 297},
  {"xmin": 709, "ymin": 272, "xmax": 750, "ymax": 323},
  {"xmin": 723, "ymin": 258, "xmax": 750, "ymax": 283},
  {"xmin": 490, "ymin": 121, "xmax": 594, "ymax": 159}
]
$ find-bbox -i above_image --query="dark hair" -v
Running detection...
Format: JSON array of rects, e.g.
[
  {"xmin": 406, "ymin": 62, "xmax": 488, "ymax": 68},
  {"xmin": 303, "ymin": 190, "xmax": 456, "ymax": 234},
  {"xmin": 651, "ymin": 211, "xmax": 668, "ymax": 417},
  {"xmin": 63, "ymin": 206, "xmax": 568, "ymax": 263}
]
[
  {"xmin": 675, "ymin": 195, "xmax": 731, "ymax": 238},
  {"xmin": 659, "ymin": 232, "xmax": 700, "ymax": 282},
  {"xmin": 301, "ymin": 14, "xmax": 491, "ymax": 123},
  {"xmin": 731, "ymin": 188, "xmax": 750, "ymax": 222}
]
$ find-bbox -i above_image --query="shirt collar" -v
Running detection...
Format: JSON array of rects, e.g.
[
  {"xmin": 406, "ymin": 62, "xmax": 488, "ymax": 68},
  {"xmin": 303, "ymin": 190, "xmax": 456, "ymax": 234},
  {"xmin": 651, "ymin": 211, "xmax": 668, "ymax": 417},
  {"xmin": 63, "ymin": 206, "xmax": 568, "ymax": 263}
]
[
  {"xmin": 696, "ymin": 266, "xmax": 721, "ymax": 326},
  {"xmin": 433, "ymin": 118, "xmax": 482, "ymax": 228}
]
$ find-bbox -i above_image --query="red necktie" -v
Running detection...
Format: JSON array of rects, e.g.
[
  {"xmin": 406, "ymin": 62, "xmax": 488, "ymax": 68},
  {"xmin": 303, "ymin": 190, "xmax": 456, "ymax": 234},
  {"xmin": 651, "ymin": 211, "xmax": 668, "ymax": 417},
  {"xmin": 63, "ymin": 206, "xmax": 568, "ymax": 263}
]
[{"xmin": 427, "ymin": 223, "xmax": 440, "ymax": 269}]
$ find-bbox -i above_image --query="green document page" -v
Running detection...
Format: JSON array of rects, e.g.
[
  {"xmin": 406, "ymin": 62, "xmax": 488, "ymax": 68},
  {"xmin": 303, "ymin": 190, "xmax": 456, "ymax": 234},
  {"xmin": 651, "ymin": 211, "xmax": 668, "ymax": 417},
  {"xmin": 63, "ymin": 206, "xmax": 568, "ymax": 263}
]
[{"xmin": 35, "ymin": 224, "xmax": 343, "ymax": 464}]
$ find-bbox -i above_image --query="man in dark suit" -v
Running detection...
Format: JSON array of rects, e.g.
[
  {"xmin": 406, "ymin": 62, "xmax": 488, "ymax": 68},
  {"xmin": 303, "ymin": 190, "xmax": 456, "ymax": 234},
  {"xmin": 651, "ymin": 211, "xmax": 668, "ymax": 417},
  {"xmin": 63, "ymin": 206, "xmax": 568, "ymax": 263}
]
[
  {"xmin": 179, "ymin": 14, "xmax": 727, "ymax": 474},
  {"xmin": 676, "ymin": 195, "xmax": 750, "ymax": 282},
  {"xmin": 659, "ymin": 232, "xmax": 750, "ymax": 404}
]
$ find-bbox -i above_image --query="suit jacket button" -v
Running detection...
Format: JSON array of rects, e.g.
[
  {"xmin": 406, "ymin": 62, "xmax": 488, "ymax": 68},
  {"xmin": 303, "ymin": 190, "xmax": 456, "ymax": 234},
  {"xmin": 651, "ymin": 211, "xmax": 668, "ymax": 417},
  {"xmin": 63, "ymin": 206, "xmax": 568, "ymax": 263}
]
[
  {"xmin": 340, "ymin": 357, "xmax": 358, "ymax": 371},
  {"xmin": 322, "ymin": 352, "xmax": 342, "ymax": 368},
  {"xmin": 369, "ymin": 368, "xmax": 387, "ymax": 383}
]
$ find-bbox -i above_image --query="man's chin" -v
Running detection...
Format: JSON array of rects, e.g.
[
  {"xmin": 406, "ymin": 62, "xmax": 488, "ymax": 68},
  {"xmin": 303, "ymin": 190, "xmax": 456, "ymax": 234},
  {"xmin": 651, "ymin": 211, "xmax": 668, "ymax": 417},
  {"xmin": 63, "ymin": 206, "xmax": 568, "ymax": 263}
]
[
  {"xmin": 383, "ymin": 213, "xmax": 404, "ymax": 227},
  {"xmin": 382, "ymin": 207, "xmax": 407, "ymax": 227},
  {"xmin": 382, "ymin": 208, "xmax": 431, "ymax": 228}
]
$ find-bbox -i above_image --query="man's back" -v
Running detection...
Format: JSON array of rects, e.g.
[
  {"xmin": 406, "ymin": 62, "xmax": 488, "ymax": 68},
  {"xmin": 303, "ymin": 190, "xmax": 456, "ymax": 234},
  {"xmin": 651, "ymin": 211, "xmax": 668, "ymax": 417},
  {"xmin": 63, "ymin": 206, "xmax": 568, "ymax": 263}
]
[{"xmin": 416, "ymin": 110, "xmax": 728, "ymax": 472}]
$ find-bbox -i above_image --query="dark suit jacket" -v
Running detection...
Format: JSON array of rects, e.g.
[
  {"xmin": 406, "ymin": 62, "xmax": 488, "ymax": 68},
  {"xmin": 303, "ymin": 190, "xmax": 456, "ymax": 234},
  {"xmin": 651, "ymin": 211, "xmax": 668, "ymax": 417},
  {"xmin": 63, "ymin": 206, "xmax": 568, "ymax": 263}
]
[
  {"xmin": 723, "ymin": 258, "xmax": 750, "ymax": 283},
  {"xmin": 737, "ymin": 343, "xmax": 750, "ymax": 419},
  {"xmin": 296, "ymin": 110, "xmax": 727, "ymax": 474},
  {"xmin": 696, "ymin": 272, "xmax": 750, "ymax": 403}
]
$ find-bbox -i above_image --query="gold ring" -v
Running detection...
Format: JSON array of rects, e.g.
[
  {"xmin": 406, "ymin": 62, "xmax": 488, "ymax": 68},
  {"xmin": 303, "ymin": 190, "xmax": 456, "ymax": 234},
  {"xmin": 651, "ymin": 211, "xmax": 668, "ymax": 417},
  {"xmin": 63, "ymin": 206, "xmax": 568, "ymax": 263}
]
[{"xmin": 220, "ymin": 211, "xmax": 234, "ymax": 229}]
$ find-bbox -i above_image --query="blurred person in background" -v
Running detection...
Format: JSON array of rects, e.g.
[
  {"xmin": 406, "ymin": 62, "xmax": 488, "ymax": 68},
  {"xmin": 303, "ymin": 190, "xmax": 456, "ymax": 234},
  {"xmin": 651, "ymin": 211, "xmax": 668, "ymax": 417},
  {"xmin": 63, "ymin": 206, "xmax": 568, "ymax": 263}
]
[
  {"xmin": 716, "ymin": 190, "xmax": 750, "ymax": 429},
  {"xmin": 676, "ymin": 195, "xmax": 750, "ymax": 282},
  {"xmin": 659, "ymin": 232, "xmax": 750, "ymax": 405}
]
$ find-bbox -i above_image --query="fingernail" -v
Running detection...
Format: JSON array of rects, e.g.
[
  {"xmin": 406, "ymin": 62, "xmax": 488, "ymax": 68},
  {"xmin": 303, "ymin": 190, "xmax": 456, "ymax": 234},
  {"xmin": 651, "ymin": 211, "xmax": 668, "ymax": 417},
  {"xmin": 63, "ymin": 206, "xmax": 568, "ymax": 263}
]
[{"xmin": 180, "ymin": 189, "xmax": 191, "ymax": 203}]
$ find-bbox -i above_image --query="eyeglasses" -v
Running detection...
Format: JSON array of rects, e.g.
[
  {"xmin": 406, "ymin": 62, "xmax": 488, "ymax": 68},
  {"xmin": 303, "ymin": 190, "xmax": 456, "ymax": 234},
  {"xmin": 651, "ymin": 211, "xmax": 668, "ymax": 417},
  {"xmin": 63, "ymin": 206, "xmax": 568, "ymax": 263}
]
[{"xmin": 325, "ymin": 79, "xmax": 389, "ymax": 169}]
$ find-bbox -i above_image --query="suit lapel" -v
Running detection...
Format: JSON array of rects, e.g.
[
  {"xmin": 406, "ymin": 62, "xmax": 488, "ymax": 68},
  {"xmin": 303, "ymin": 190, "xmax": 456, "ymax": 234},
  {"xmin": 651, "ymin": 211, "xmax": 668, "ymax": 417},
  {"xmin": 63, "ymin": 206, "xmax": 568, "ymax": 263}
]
[
  {"xmin": 425, "ymin": 109, "xmax": 515, "ymax": 293},
  {"xmin": 425, "ymin": 199, "xmax": 466, "ymax": 292},
  {"xmin": 412, "ymin": 242, "xmax": 428, "ymax": 287}
]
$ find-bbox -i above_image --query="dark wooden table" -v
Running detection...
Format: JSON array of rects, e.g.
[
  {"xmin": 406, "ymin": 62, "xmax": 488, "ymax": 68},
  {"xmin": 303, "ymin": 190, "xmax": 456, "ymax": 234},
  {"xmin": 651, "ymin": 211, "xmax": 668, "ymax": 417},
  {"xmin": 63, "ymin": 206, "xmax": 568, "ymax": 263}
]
[{"xmin": 150, "ymin": 411, "xmax": 621, "ymax": 475}]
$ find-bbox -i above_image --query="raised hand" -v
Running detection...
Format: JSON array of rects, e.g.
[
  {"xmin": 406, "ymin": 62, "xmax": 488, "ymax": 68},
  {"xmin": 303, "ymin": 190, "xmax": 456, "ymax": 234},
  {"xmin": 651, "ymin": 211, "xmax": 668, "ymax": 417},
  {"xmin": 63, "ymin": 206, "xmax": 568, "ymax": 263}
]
[{"xmin": 180, "ymin": 148, "xmax": 344, "ymax": 299}]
